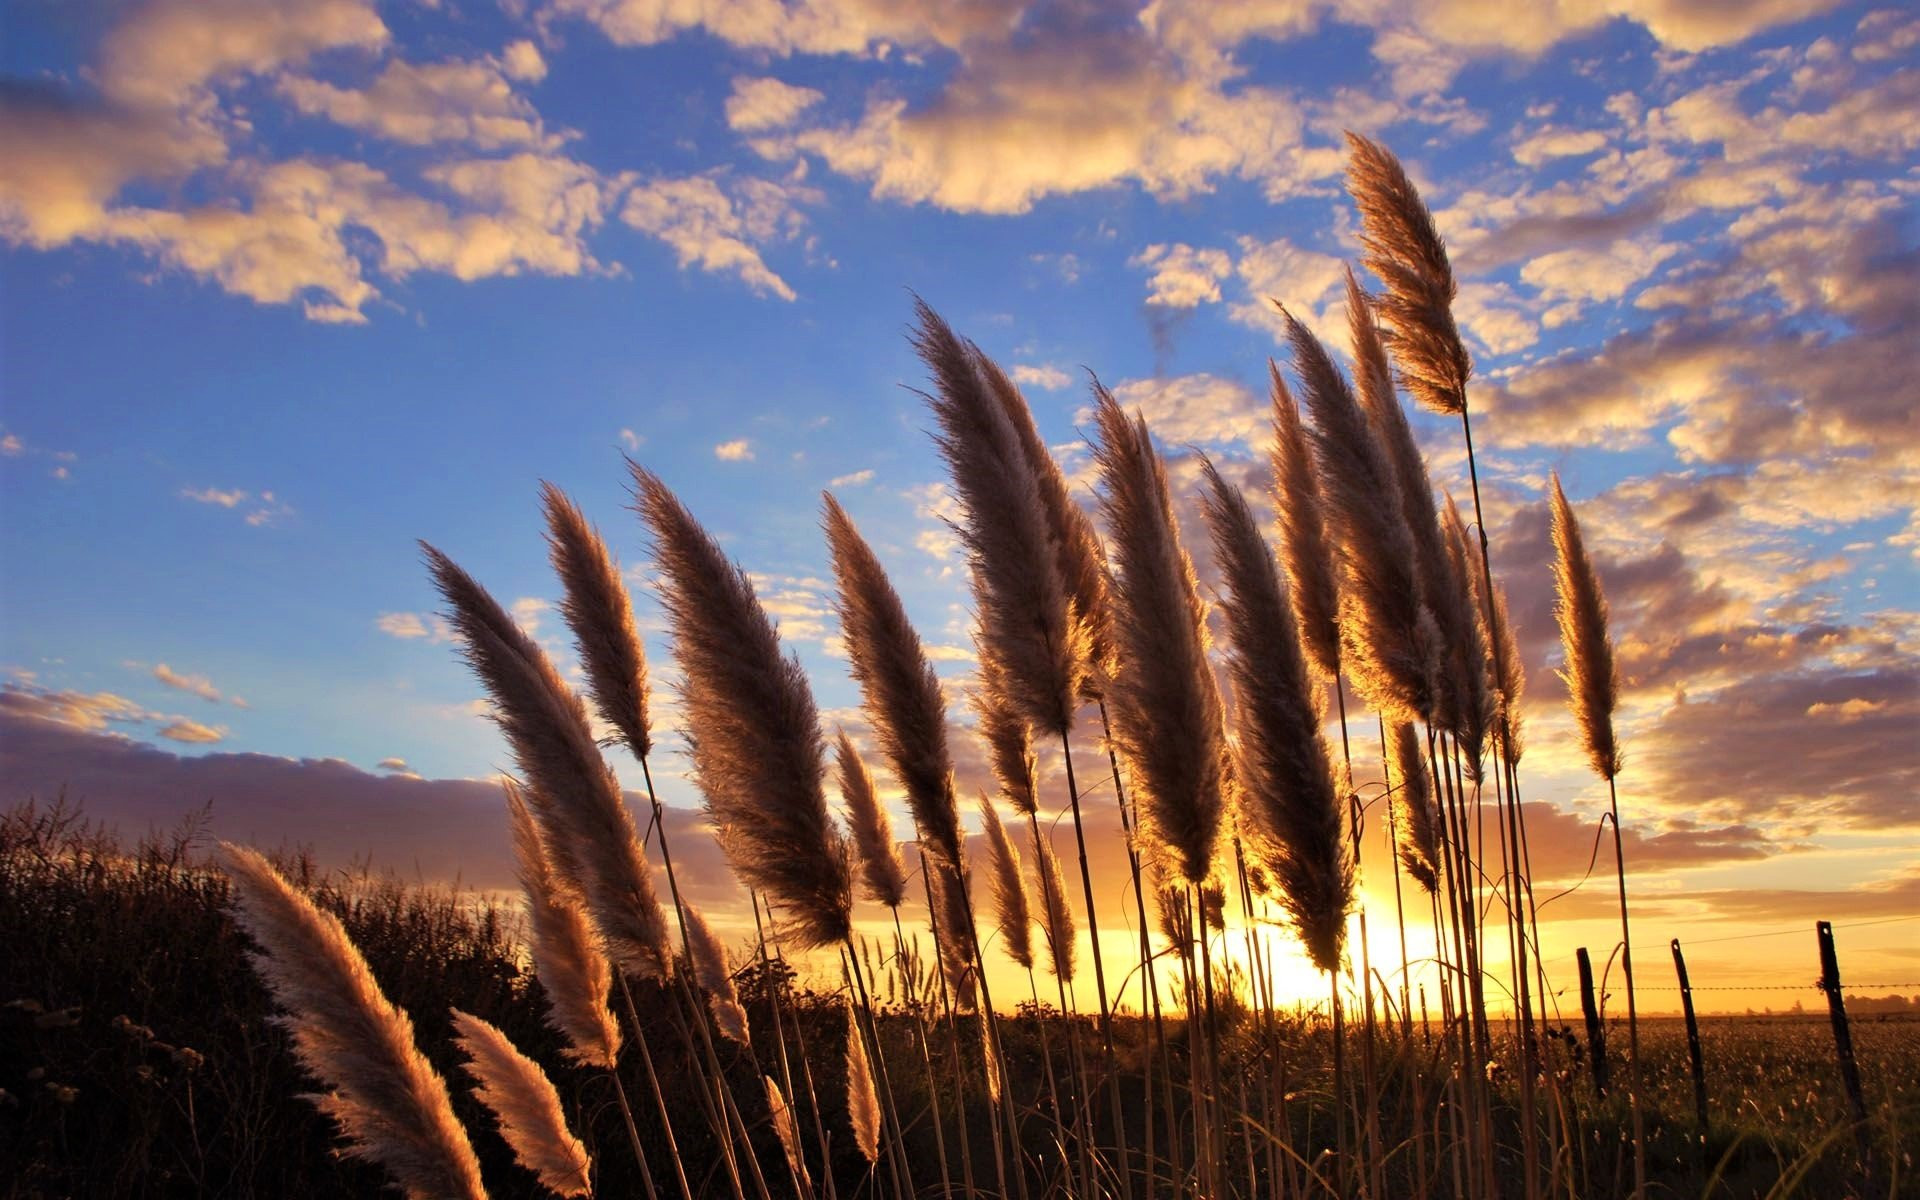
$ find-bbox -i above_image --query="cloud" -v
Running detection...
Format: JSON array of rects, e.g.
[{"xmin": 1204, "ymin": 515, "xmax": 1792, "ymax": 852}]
[
  {"xmin": 620, "ymin": 174, "xmax": 806, "ymax": 300},
  {"xmin": 1226, "ymin": 235, "xmax": 1348, "ymax": 340},
  {"xmin": 0, "ymin": 705, "xmax": 733, "ymax": 901},
  {"xmin": 376, "ymin": 611, "xmax": 453, "ymax": 641},
  {"xmin": 619, "ymin": 428, "xmax": 644, "ymax": 450},
  {"xmin": 377, "ymin": 756, "xmax": 410, "ymax": 771},
  {"xmin": 830, "ymin": 468, "xmax": 875, "ymax": 487},
  {"xmin": 157, "ymin": 718, "xmax": 225, "ymax": 744},
  {"xmin": 1103, "ymin": 374, "xmax": 1263, "ymax": 449},
  {"xmin": 277, "ymin": 49, "xmax": 563, "ymax": 150},
  {"xmin": 1131, "ymin": 243, "xmax": 1232, "ymax": 308},
  {"xmin": 1011, "ymin": 364, "xmax": 1071, "ymax": 391},
  {"xmin": 725, "ymin": 76, "xmax": 825, "ymax": 133},
  {"xmin": 1511, "ymin": 125, "xmax": 1611, "ymax": 166},
  {"xmin": 180, "ymin": 486, "xmax": 247, "ymax": 508},
  {"xmin": 714, "ymin": 438, "xmax": 755, "ymax": 461},
  {"xmin": 98, "ymin": 0, "xmax": 389, "ymax": 110},
  {"xmin": 152, "ymin": 663, "xmax": 223, "ymax": 704}
]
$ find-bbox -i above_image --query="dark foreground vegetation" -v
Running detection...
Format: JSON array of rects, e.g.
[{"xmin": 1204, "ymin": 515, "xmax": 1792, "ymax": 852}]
[{"xmin": 3, "ymin": 800, "xmax": 1912, "ymax": 1199}]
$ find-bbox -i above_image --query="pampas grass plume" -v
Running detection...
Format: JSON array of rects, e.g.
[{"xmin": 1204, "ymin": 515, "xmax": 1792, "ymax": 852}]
[
  {"xmin": 424, "ymin": 542, "xmax": 672, "ymax": 978},
  {"xmin": 1387, "ymin": 722, "xmax": 1441, "ymax": 895},
  {"xmin": 836, "ymin": 732, "xmax": 908, "ymax": 909},
  {"xmin": 220, "ymin": 843, "xmax": 485, "ymax": 1200},
  {"xmin": 978, "ymin": 795, "xmax": 1033, "ymax": 970},
  {"xmin": 845, "ymin": 1010, "xmax": 881, "ymax": 1164},
  {"xmin": 1198, "ymin": 459, "xmax": 1351, "ymax": 974},
  {"xmin": 764, "ymin": 1076, "xmax": 812, "ymax": 1191},
  {"xmin": 683, "ymin": 902, "xmax": 751, "ymax": 1046},
  {"xmin": 505, "ymin": 781, "xmax": 620, "ymax": 1068},
  {"xmin": 450, "ymin": 1010, "xmax": 594, "ymax": 1198},
  {"xmin": 1268, "ymin": 360, "xmax": 1342, "ymax": 681},
  {"xmin": 1344, "ymin": 131, "xmax": 1472, "ymax": 417},
  {"xmin": 543, "ymin": 481, "xmax": 651, "ymax": 763},
  {"xmin": 1550, "ymin": 472, "xmax": 1622, "ymax": 779},
  {"xmin": 634, "ymin": 466, "xmax": 854, "ymax": 949},
  {"xmin": 973, "ymin": 655, "xmax": 1039, "ymax": 817},
  {"xmin": 1033, "ymin": 828, "xmax": 1077, "ymax": 984},
  {"xmin": 1090, "ymin": 383, "xmax": 1227, "ymax": 886}
]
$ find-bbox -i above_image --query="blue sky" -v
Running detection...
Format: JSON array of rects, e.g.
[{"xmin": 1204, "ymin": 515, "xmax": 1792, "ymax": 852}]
[{"xmin": 3, "ymin": 0, "xmax": 1916, "ymax": 1007}]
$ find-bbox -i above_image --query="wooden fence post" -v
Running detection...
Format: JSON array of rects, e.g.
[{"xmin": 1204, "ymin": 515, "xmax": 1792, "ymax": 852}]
[
  {"xmin": 1816, "ymin": 921, "xmax": 1870, "ymax": 1161},
  {"xmin": 1576, "ymin": 947, "xmax": 1607, "ymax": 1098},
  {"xmin": 1671, "ymin": 938, "xmax": 1707, "ymax": 1136}
]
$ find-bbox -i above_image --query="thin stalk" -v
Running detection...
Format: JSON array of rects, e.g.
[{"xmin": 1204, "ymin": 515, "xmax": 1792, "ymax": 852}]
[
  {"xmin": 609, "ymin": 1059, "xmax": 661, "ymax": 1200},
  {"xmin": 752, "ymin": 893, "xmax": 843, "ymax": 1200},
  {"xmin": 615, "ymin": 973, "xmax": 704, "ymax": 1200},
  {"xmin": 843, "ymin": 939, "xmax": 918, "ymax": 1200},
  {"xmin": 919, "ymin": 864, "xmax": 982, "ymax": 1200},
  {"xmin": 889, "ymin": 907, "xmax": 954, "ymax": 1195},
  {"xmin": 1606, "ymin": 774, "xmax": 1646, "ymax": 1200}
]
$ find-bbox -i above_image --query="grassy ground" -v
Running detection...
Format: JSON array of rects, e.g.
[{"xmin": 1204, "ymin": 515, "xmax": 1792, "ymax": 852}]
[{"xmin": 4, "ymin": 799, "xmax": 1912, "ymax": 1198}]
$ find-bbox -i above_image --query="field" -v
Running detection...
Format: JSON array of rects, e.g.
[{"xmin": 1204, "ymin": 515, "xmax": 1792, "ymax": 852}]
[{"xmin": 4, "ymin": 800, "xmax": 1913, "ymax": 1199}]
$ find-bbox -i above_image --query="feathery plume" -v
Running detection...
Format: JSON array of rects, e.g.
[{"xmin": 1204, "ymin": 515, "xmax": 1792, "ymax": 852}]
[
  {"xmin": 1387, "ymin": 722, "xmax": 1441, "ymax": 895},
  {"xmin": 220, "ymin": 844, "xmax": 485, "ymax": 1200},
  {"xmin": 913, "ymin": 300, "xmax": 1084, "ymax": 736},
  {"xmin": 505, "ymin": 782, "xmax": 620, "ymax": 1068},
  {"xmin": 764, "ymin": 1076, "xmax": 812, "ymax": 1192},
  {"xmin": 845, "ymin": 1010, "xmax": 881, "ymax": 1164},
  {"xmin": 979, "ymin": 1011, "xmax": 1003, "ymax": 1106},
  {"xmin": 634, "ymin": 467, "xmax": 853, "ymax": 949},
  {"xmin": 1032, "ymin": 827, "xmax": 1077, "ymax": 984},
  {"xmin": 450, "ymin": 1010, "xmax": 593, "ymax": 1199},
  {"xmin": 823, "ymin": 492, "xmax": 965, "ymax": 872},
  {"xmin": 425, "ymin": 543, "xmax": 673, "ymax": 978},
  {"xmin": 1090, "ymin": 384, "xmax": 1227, "ymax": 885},
  {"xmin": 543, "ymin": 481, "xmax": 651, "ymax": 762},
  {"xmin": 1549, "ymin": 473, "xmax": 1621, "ymax": 780},
  {"xmin": 836, "ymin": 732, "xmax": 909, "ymax": 909},
  {"xmin": 1488, "ymin": 572, "xmax": 1527, "ymax": 763},
  {"xmin": 1154, "ymin": 882, "xmax": 1192, "ymax": 952},
  {"xmin": 683, "ymin": 903, "xmax": 751, "ymax": 1047},
  {"xmin": 927, "ymin": 855, "xmax": 979, "ymax": 1012},
  {"xmin": 1283, "ymin": 310, "xmax": 1438, "ymax": 724},
  {"xmin": 1199, "ymin": 459, "xmax": 1352, "ymax": 974},
  {"xmin": 1348, "ymin": 269, "xmax": 1463, "ymax": 732},
  {"xmin": 1344, "ymin": 132, "xmax": 1471, "ymax": 417},
  {"xmin": 978, "ymin": 795, "xmax": 1034, "ymax": 970},
  {"xmin": 976, "ymin": 352, "xmax": 1115, "ymax": 692},
  {"xmin": 1268, "ymin": 360, "xmax": 1342, "ymax": 680},
  {"xmin": 1440, "ymin": 493, "xmax": 1495, "ymax": 781},
  {"xmin": 973, "ymin": 654, "xmax": 1039, "ymax": 816}
]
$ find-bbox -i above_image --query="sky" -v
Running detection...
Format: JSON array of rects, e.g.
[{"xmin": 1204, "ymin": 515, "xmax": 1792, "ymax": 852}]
[{"xmin": 2, "ymin": 0, "xmax": 1917, "ymax": 1017}]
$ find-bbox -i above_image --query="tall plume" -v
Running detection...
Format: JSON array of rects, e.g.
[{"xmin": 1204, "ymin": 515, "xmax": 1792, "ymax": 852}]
[
  {"xmin": 975, "ymin": 352, "xmax": 1115, "ymax": 694},
  {"xmin": 1549, "ymin": 473, "xmax": 1622, "ymax": 780},
  {"xmin": 220, "ymin": 844, "xmax": 485, "ymax": 1200},
  {"xmin": 450, "ymin": 1010, "xmax": 594, "ymax": 1199},
  {"xmin": 1387, "ymin": 722, "xmax": 1441, "ymax": 895},
  {"xmin": 836, "ymin": 732, "xmax": 908, "ymax": 909},
  {"xmin": 927, "ymin": 854, "xmax": 979, "ymax": 1011},
  {"xmin": 978, "ymin": 795, "xmax": 1034, "ymax": 970},
  {"xmin": 823, "ymin": 492, "xmax": 965, "ymax": 873},
  {"xmin": 1348, "ymin": 270, "xmax": 1463, "ymax": 730},
  {"xmin": 1440, "ymin": 494, "xmax": 1495, "ymax": 781},
  {"xmin": 505, "ymin": 781, "xmax": 620, "ymax": 1069},
  {"xmin": 764, "ymin": 1077, "xmax": 812, "ymax": 1192},
  {"xmin": 1488, "ymin": 572, "xmax": 1527, "ymax": 763},
  {"xmin": 845, "ymin": 1009, "xmax": 881, "ymax": 1164},
  {"xmin": 1268, "ymin": 360, "xmax": 1341, "ymax": 681},
  {"xmin": 913, "ymin": 300, "xmax": 1084, "ymax": 736},
  {"xmin": 633, "ymin": 466, "xmax": 853, "ymax": 949},
  {"xmin": 543, "ymin": 481, "xmax": 650, "ymax": 763},
  {"xmin": 973, "ymin": 655, "xmax": 1039, "ymax": 817},
  {"xmin": 1198, "ymin": 460, "xmax": 1352, "ymax": 974},
  {"xmin": 1282, "ymin": 310, "xmax": 1437, "ymax": 724},
  {"xmin": 1032, "ymin": 826, "xmax": 1077, "ymax": 984},
  {"xmin": 1344, "ymin": 132, "xmax": 1471, "ymax": 417},
  {"xmin": 424, "ymin": 543, "xmax": 672, "ymax": 977},
  {"xmin": 684, "ymin": 902, "xmax": 751, "ymax": 1046},
  {"xmin": 1090, "ymin": 384, "xmax": 1227, "ymax": 886}
]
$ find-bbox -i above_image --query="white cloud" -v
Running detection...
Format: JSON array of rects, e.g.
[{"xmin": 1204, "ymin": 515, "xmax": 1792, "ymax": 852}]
[
  {"xmin": 181, "ymin": 486, "xmax": 247, "ymax": 508},
  {"xmin": 153, "ymin": 663, "xmax": 223, "ymax": 703},
  {"xmin": 714, "ymin": 438, "xmax": 755, "ymax": 461},
  {"xmin": 1226, "ymin": 235, "xmax": 1348, "ymax": 341},
  {"xmin": 619, "ymin": 428, "xmax": 643, "ymax": 450},
  {"xmin": 376, "ymin": 611, "xmax": 452, "ymax": 641},
  {"xmin": 1131, "ymin": 243, "xmax": 1232, "ymax": 308},
  {"xmin": 725, "ymin": 76, "xmax": 825, "ymax": 133},
  {"xmin": 830, "ymin": 468, "xmax": 875, "ymax": 487},
  {"xmin": 621, "ymin": 174, "xmax": 806, "ymax": 300},
  {"xmin": 278, "ymin": 50, "xmax": 563, "ymax": 150},
  {"xmin": 1512, "ymin": 125, "xmax": 1610, "ymax": 166},
  {"xmin": 1012, "ymin": 364, "xmax": 1072, "ymax": 391},
  {"xmin": 157, "ymin": 718, "xmax": 225, "ymax": 744},
  {"xmin": 1102, "ymin": 374, "xmax": 1264, "ymax": 448},
  {"xmin": 98, "ymin": 0, "xmax": 389, "ymax": 109}
]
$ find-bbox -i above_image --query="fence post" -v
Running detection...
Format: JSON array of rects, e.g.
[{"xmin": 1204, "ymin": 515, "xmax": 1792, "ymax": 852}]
[
  {"xmin": 1671, "ymin": 938, "xmax": 1707, "ymax": 1136},
  {"xmin": 1576, "ymin": 947, "xmax": 1607, "ymax": 1097},
  {"xmin": 1816, "ymin": 921, "xmax": 1870, "ymax": 1161}
]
